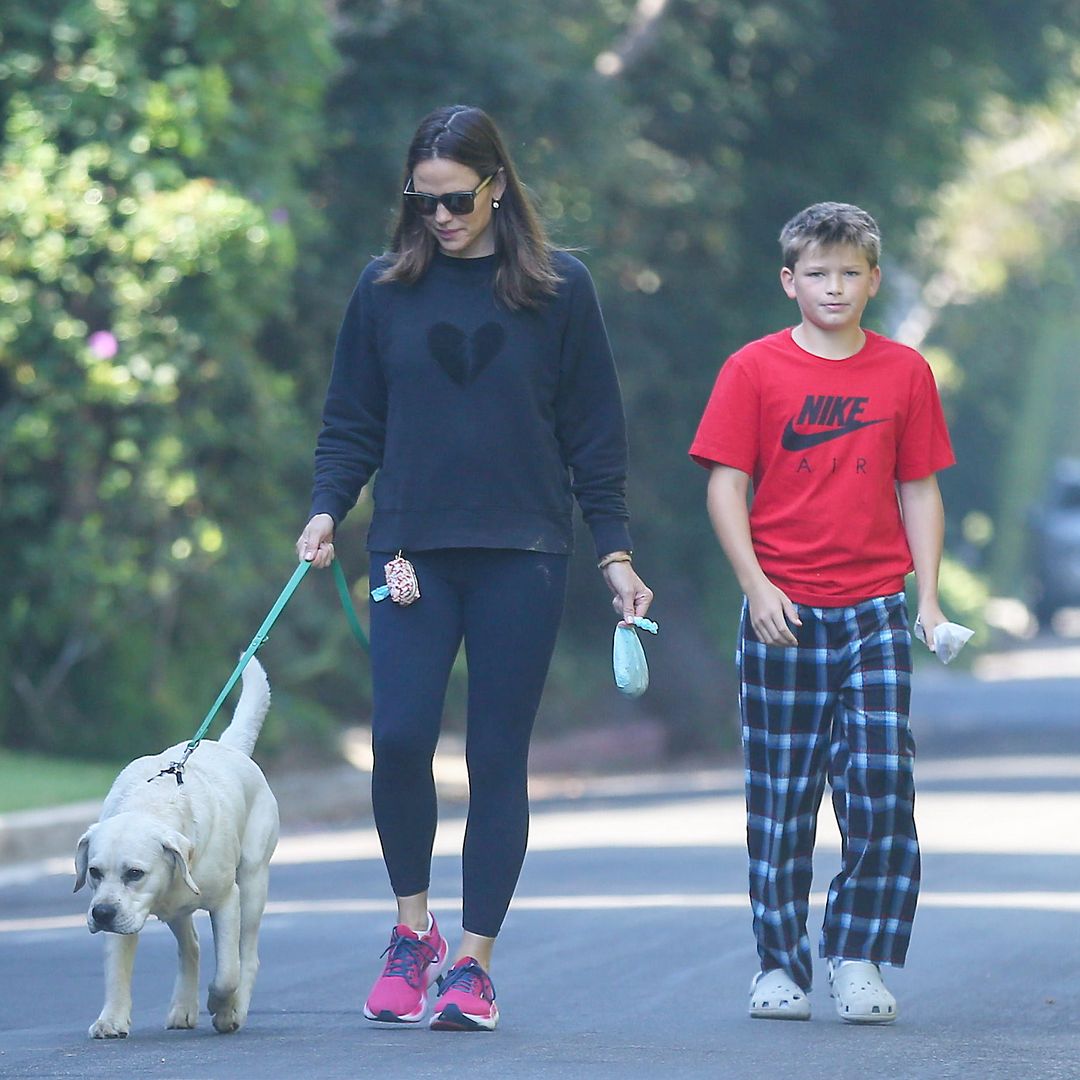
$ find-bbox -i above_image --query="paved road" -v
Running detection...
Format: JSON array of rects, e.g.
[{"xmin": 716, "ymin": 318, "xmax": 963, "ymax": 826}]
[{"xmin": 1, "ymin": 640, "xmax": 1079, "ymax": 1079}]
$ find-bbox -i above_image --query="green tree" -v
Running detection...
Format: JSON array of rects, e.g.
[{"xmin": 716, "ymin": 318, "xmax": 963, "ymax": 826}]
[
  {"xmin": 0, "ymin": 0, "xmax": 336, "ymax": 755},
  {"xmin": 6, "ymin": 0, "xmax": 1080, "ymax": 763},
  {"xmin": 902, "ymin": 81, "xmax": 1080, "ymax": 601}
]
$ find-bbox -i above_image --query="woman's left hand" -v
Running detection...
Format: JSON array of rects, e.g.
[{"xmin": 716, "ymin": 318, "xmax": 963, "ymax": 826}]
[{"xmin": 603, "ymin": 561, "xmax": 653, "ymax": 626}]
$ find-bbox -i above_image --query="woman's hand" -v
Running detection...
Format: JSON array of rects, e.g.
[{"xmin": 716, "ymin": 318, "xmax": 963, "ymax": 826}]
[
  {"xmin": 296, "ymin": 513, "xmax": 336, "ymax": 569},
  {"xmin": 603, "ymin": 560, "xmax": 654, "ymax": 626}
]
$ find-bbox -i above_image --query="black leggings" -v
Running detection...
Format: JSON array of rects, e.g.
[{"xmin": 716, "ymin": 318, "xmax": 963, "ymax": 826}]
[{"xmin": 368, "ymin": 548, "xmax": 568, "ymax": 937}]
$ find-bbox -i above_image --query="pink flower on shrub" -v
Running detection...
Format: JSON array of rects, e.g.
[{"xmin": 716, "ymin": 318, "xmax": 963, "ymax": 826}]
[{"xmin": 88, "ymin": 330, "xmax": 119, "ymax": 359}]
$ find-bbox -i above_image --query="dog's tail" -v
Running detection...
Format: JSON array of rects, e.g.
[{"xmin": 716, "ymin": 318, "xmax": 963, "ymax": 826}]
[{"xmin": 217, "ymin": 656, "xmax": 271, "ymax": 758}]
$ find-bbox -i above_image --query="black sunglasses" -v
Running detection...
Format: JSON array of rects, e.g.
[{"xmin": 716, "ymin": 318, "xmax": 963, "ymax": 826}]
[{"xmin": 403, "ymin": 172, "xmax": 496, "ymax": 216}]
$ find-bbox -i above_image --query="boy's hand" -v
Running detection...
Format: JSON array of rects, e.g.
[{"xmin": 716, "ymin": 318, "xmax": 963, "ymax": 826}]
[
  {"xmin": 747, "ymin": 581, "xmax": 801, "ymax": 646},
  {"xmin": 915, "ymin": 601, "xmax": 947, "ymax": 652}
]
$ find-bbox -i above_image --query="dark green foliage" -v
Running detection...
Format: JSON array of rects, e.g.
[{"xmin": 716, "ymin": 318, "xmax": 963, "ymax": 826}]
[
  {"xmin": 2, "ymin": 0, "xmax": 1077, "ymax": 760},
  {"xmin": 0, "ymin": 0, "xmax": 339, "ymax": 754}
]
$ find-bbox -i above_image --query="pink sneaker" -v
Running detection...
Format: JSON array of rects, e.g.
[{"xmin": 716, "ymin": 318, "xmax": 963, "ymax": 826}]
[
  {"xmin": 429, "ymin": 957, "xmax": 499, "ymax": 1031},
  {"xmin": 363, "ymin": 915, "xmax": 448, "ymax": 1023}
]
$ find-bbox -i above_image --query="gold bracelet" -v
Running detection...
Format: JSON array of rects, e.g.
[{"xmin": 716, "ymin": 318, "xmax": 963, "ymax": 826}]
[{"xmin": 597, "ymin": 551, "xmax": 633, "ymax": 570}]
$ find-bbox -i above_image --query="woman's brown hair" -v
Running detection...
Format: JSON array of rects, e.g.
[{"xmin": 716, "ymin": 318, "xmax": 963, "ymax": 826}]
[{"xmin": 378, "ymin": 105, "xmax": 561, "ymax": 310}]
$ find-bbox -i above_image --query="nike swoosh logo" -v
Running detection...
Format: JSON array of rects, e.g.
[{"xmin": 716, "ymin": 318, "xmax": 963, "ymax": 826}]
[{"xmin": 781, "ymin": 417, "xmax": 887, "ymax": 451}]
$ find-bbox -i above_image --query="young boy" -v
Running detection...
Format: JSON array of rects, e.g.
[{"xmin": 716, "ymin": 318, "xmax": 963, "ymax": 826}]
[{"xmin": 689, "ymin": 202, "xmax": 954, "ymax": 1024}]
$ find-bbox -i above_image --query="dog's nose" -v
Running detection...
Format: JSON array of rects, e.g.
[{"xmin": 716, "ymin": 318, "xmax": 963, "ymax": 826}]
[{"xmin": 91, "ymin": 903, "xmax": 117, "ymax": 927}]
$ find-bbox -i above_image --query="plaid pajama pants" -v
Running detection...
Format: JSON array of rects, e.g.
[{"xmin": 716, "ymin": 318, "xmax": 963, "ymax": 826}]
[{"xmin": 736, "ymin": 592, "xmax": 920, "ymax": 992}]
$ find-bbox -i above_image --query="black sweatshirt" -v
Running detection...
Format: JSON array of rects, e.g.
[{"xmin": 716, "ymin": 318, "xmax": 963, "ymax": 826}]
[{"xmin": 310, "ymin": 249, "xmax": 633, "ymax": 559}]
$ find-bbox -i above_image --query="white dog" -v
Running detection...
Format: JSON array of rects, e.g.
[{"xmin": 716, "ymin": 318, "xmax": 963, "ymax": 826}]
[{"xmin": 74, "ymin": 657, "xmax": 279, "ymax": 1039}]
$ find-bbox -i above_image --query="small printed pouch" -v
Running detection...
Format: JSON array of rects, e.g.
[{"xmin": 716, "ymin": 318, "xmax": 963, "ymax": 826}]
[{"xmin": 378, "ymin": 551, "xmax": 420, "ymax": 606}]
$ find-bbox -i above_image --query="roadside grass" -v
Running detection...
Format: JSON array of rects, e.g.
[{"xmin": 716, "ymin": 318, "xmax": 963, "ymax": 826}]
[{"xmin": 0, "ymin": 750, "xmax": 124, "ymax": 814}]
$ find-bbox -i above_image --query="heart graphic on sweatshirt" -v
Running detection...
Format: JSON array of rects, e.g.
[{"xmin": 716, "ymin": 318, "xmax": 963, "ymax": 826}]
[{"xmin": 428, "ymin": 322, "xmax": 505, "ymax": 386}]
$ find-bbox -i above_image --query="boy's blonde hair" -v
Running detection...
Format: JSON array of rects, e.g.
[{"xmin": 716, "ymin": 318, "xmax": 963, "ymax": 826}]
[{"xmin": 779, "ymin": 202, "xmax": 881, "ymax": 270}]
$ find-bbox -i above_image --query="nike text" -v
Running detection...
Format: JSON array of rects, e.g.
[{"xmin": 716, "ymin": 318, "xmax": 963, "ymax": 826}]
[{"xmin": 781, "ymin": 394, "xmax": 887, "ymax": 452}]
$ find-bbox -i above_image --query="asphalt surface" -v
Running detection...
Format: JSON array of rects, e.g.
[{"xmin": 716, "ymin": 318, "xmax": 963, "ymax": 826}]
[{"xmin": 1, "ymin": 635, "xmax": 1078, "ymax": 1079}]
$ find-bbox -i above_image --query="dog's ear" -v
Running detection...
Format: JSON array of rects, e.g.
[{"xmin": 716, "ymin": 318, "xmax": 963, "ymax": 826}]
[
  {"xmin": 74, "ymin": 827, "xmax": 94, "ymax": 893},
  {"xmin": 161, "ymin": 832, "xmax": 200, "ymax": 895}
]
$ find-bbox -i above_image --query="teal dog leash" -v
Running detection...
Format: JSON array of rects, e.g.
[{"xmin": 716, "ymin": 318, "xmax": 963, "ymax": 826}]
[{"xmin": 154, "ymin": 559, "xmax": 368, "ymax": 784}]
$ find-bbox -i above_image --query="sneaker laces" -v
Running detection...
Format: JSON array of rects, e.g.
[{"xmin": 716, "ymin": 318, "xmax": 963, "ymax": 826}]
[
  {"xmin": 380, "ymin": 930, "xmax": 440, "ymax": 983},
  {"xmin": 438, "ymin": 959, "xmax": 495, "ymax": 1001}
]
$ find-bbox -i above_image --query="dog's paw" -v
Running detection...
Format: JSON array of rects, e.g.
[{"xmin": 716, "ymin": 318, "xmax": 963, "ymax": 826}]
[
  {"xmin": 165, "ymin": 1001, "xmax": 198, "ymax": 1030},
  {"xmin": 89, "ymin": 1015, "xmax": 130, "ymax": 1039},
  {"xmin": 208, "ymin": 987, "xmax": 247, "ymax": 1034},
  {"xmin": 210, "ymin": 1005, "xmax": 244, "ymax": 1034}
]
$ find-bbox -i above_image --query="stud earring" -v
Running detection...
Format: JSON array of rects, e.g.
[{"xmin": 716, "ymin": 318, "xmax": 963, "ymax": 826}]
[{"xmin": 492, "ymin": 199, "xmax": 500, "ymax": 209}]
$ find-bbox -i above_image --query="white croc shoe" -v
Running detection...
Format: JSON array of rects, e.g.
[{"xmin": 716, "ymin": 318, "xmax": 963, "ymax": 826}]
[
  {"xmin": 827, "ymin": 960, "xmax": 897, "ymax": 1024},
  {"xmin": 749, "ymin": 969, "xmax": 811, "ymax": 1021}
]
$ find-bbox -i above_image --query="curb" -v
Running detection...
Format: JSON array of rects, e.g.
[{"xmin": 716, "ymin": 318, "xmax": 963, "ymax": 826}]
[
  {"xmin": 0, "ymin": 801, "xmax": 102, "ymax": 867},
  {"xmin": 0, "ymin": 763, "xmax": 376, "ymax": 870},
  {"xmin": 0, "ymin": 718, "xmax": 695, "ymax": 872}
]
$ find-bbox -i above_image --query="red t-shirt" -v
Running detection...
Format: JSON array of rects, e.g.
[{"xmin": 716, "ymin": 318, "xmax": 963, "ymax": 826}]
[{"xmin": 689, "ymin": 328, "xmax": 955, "ymax": 606}]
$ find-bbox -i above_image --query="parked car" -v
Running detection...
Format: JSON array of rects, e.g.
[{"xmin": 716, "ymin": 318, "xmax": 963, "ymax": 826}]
[{"xmin": 1029, "ymin": 457, "xmax": 1080, "ymax": 627}]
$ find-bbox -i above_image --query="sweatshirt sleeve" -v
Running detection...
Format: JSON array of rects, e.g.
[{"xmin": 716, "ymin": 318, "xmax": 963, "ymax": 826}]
[
  {"xmin": 554, "ymin": 259, "xmax": 633, "ymax": 559},
  {"xmin": 309, "ymin": 265, "xmax": 388, "ymax": 525}
]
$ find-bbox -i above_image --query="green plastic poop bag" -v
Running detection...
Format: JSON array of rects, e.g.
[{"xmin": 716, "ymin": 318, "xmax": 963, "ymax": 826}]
[{"xmin": 612, "ymin": 616, "xmax": 658, "ymax": 698}]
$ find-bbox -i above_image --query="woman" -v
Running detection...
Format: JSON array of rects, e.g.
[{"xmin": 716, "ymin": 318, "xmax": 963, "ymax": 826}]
[{"xmin": 296, "ymin": 105, "xmax": 652, "ymax": 1032}]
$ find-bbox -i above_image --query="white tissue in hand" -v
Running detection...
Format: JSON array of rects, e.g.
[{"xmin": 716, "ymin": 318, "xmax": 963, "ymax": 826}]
[
  {"xmin": 934, "ymin": 622, "xmax": 974, "ymax": 664},
  {"xmin": 914, "ymin": 617, "xmax": 974, "ymax": 665}
]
